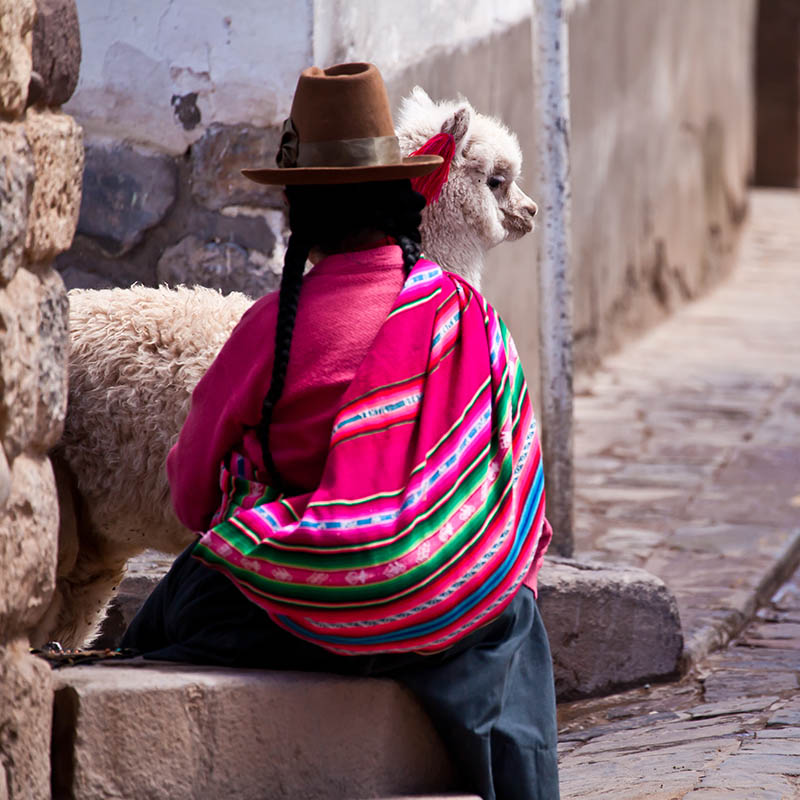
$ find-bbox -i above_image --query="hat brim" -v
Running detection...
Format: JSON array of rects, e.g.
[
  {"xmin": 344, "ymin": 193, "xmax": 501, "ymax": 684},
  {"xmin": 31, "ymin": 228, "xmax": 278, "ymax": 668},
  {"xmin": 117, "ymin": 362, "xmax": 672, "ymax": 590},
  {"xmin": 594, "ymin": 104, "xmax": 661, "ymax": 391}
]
[{"xmin": 241, "ymin": 154, "xmax": 443, "ymax": 186}]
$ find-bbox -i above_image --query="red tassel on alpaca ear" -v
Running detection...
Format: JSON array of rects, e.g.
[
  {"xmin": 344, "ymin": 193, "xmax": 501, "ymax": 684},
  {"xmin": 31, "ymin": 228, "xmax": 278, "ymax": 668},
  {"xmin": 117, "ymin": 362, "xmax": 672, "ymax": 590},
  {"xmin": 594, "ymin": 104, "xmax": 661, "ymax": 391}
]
[{"xmin": 410, "ymin": 133, "xmax": 456, "ymax": 205}]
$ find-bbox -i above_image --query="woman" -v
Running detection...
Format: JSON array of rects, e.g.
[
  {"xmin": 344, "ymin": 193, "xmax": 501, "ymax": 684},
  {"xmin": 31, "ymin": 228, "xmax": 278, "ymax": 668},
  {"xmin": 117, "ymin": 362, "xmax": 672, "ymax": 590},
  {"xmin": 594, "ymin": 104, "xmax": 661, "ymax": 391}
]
[{"xmin": 122, "ymin": 62, "xmax": 559, "ymax": 800}]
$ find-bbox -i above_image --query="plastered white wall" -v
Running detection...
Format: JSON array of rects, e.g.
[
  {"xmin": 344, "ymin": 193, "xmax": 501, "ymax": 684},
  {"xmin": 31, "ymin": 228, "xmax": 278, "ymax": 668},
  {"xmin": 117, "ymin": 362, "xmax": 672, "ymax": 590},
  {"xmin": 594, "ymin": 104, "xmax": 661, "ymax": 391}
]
[
  {"xmin": 66, "ymin": 0, "xmax": 535, "ymax": 154},
  {"xmin": 66, "ymin": 0, "xmax": 314, "ymax": 154},
  {"xmin": 312, "ymin": 0, "xmax": 531, "ymax": 80}
]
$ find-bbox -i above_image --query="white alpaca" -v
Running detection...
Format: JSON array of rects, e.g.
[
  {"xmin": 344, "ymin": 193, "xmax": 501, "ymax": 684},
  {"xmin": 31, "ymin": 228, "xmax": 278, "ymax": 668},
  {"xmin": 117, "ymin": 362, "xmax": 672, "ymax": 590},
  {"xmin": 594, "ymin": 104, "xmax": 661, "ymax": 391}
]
[
  {"xmin": 397, "ymin": 87, "xmax": 537, "ymax": 287},
  {"xmin": 37, "ymin": 89, "xmax": 537, "ymax": 648}
]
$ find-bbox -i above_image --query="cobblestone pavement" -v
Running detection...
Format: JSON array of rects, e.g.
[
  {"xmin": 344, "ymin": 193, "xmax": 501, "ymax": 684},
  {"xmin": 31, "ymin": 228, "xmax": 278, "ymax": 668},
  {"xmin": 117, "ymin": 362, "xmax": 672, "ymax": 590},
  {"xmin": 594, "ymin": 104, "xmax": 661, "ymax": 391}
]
[
  {"xmin": 557, "ymin": 565, "xmax": 800, "ymax": 799},
  {"xmin": 557, "ymin": 190, "xmax": 800, "ymax": 796},
  {"xmin": 570, "ymin": 188, "xmax": 800, "ymax": 665}
]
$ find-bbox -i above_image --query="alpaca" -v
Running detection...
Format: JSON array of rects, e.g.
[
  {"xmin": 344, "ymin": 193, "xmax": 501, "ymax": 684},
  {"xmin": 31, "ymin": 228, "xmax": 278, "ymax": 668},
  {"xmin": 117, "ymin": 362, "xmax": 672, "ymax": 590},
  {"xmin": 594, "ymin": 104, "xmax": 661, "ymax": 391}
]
[
  {"xmin": 397, "ymin": 87, "xmax": 537, "ymax": 287},
  {"xmin": 38, "ymin": 89, "xmax": 537, "ymax": 648}
]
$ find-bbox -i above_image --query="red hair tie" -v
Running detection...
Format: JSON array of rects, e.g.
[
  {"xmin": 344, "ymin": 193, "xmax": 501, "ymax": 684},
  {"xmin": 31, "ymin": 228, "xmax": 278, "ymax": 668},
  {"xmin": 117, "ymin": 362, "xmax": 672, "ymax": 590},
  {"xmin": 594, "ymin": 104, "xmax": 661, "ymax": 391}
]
[{"xmin": 410, "ymin": 133, "xmax": 456, "ymax": 205}]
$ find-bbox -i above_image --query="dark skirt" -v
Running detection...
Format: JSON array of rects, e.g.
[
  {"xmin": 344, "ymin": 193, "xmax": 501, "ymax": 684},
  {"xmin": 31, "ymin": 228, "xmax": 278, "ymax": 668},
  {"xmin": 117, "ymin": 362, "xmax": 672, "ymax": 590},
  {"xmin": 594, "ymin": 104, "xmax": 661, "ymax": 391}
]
[{"xmin": 122, "ymin": 545, "xmax": 560, "ymax": 800}]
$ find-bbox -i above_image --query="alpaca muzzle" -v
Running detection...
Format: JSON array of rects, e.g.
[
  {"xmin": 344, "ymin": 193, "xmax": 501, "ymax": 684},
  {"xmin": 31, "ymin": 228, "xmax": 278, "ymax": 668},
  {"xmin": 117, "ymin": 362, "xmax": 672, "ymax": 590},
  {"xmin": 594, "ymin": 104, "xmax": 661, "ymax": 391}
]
[{"xmin": 503, "ymin": 187, "xmax": 538, "ymax": 240}]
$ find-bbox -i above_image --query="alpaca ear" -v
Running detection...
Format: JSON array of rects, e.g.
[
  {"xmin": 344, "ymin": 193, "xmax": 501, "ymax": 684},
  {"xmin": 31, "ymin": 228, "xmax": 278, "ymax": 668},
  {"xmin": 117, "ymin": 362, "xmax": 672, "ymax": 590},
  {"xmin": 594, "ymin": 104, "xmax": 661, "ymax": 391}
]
[
  {"xmin": 408, "ymin": 85, "xmax": 433, "ymax": 106},
  {"xmin": 441, "ymin": 105, "xmax": 472, "ymax": 156},
  {"xmin": 399, "ymin": 86, "xmax": 433, "ymax": 123}
]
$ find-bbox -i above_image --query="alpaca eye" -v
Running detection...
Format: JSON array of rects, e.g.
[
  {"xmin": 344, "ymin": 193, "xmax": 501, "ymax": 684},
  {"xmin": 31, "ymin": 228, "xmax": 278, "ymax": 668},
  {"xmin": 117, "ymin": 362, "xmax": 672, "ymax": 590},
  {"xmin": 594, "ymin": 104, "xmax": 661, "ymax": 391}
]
[{"xmin": 487, "ymin": 175, "xmax": 505, "ymax": 190}]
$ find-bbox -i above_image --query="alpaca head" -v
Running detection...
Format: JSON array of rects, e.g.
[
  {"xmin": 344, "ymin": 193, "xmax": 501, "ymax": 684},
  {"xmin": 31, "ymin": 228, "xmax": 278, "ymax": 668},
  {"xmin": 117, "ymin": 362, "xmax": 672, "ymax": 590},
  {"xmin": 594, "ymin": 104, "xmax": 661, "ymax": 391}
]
[{"xmin": 397, "ymin": 87, "xmax": 538, "ymax": 288}]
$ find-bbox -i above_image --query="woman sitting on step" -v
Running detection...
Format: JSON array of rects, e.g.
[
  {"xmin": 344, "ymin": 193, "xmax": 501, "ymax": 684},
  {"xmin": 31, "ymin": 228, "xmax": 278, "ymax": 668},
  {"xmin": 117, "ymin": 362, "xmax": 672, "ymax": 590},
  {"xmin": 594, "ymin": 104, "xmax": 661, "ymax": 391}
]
[{"xmin": 122, "ymin": 62, "xmax": 559, "ymax": 800}]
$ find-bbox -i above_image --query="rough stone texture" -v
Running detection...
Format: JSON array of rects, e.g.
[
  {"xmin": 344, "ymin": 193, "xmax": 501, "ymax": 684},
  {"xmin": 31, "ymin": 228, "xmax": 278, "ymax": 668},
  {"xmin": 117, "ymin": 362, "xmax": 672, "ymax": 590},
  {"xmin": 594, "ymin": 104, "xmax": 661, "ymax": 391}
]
[
  {"xmin": 0, "ymin": 640, "xmax": 53, "ymax": 800},
  {"xmin": 0, "ymin": 123, "xmax": 34, "ymax": 285},
  {"xmin": 0, "ymin": 268, "xmax": 40, "ymax": 460},
  {"xmin": 24, "ymin": 108, "xmax": 83, "ymax": 262},
  {"xmin": 30, "ymin": 0, "xmax": 81, "ymax": 108},
  {"xmin": 0, "ymin": 453, "xmax": 58, "ymax": 639},
  {"xmin": 77, "ymin": 140, "xmax": 176, "ymax": 255},
  {"xmin": 0, "ymin": 20, "xmax": 78, "ymax": 794},
  {"xmin": 0, "ymin": 446, "xmax": 10, "ymax": 510},
  {"xmin": 53, "ymin": 664, "xmax": 457, "ymax": 800},
  {"xmin": 33, "ymin": 266, "xmax": 68, "ymax": 451},
  {"xmin": 755, "ymin": 0, "xmax": 800, "ymax": 186},
  {"xmin": 156, "ymin": 234, "xmax": 282, "ymax": 296},
  {"xmin": 57, "ymin": 235, "xmax": 161, "ymax": 290},
  {"xmin": 190, "ymin": 122, "xmax": 285, "ymax": 211},
  {"xmin": 0, "ymin": 0, "xmax": 34, "ymax": 117},
  {"xmin": 0, "ymin": 265, "xmax": 68, "ymax": 458},
  {"xmin": 537, "ymin": 558, "xmax": 683, "ymax": 699}
]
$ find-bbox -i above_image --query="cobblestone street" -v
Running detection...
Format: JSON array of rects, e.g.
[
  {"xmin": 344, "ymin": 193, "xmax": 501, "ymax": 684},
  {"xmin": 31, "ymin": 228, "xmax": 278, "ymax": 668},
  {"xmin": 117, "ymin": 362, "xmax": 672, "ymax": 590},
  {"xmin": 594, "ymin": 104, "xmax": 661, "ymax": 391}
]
[
  {"xmin": 557, "ymin": 188, "xmax": 800, "ymax": 797},
  {"xmin": 558, "ymin": 564, "xmax": 800, "ymax": 799}
]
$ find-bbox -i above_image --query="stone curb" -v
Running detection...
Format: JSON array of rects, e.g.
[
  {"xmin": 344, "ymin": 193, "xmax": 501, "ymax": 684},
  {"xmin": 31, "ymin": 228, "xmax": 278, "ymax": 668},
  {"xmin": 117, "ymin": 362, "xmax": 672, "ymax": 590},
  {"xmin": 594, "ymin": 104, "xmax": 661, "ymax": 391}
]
[
  {"xmin": 538, "ymin": 557, "xmax": 683, "ymax": 700},
  {"xmin": 681, "ymin": 527, "xmax": 800, "ymax": 671}
]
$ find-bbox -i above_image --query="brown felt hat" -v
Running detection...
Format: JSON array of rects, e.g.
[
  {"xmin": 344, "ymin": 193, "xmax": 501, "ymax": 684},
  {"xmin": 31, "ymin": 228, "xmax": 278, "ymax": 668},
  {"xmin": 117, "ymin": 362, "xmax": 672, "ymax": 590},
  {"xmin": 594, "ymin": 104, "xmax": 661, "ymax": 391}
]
[{"xmin": 241, "ymin": 62, "xmax": 442, "ymax": 185}]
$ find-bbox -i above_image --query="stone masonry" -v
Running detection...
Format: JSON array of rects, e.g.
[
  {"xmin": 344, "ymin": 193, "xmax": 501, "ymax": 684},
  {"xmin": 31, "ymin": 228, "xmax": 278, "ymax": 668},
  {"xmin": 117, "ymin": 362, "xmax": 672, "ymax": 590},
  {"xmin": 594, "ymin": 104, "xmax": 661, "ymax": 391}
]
[
  {"xmin": 56, "ymin": 123, "xmax": 285, "ymax": 297},
  {"xmin": 0, "ymin": 0, "xmax": 83, "ymax": 796}
]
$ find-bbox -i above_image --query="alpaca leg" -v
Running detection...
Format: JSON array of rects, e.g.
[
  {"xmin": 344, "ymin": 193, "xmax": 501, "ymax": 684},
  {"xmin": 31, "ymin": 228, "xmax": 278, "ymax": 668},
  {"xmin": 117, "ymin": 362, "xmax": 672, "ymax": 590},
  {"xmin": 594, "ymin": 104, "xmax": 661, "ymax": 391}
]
[{"xmin": 32, "ymin": 455, "xmax": 130, "ymax": 649}]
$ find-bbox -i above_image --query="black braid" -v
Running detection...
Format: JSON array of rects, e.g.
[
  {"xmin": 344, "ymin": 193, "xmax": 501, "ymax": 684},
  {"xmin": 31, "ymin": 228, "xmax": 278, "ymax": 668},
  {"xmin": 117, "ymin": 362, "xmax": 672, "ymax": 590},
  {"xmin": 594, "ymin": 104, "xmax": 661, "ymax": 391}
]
[
  {"xmin": 257, "ymin": 180, "xmax": 425, "ymax": 491},
  {"xmin": 256, "ymin": 232, "xmax": 308, "ymax": 484}
]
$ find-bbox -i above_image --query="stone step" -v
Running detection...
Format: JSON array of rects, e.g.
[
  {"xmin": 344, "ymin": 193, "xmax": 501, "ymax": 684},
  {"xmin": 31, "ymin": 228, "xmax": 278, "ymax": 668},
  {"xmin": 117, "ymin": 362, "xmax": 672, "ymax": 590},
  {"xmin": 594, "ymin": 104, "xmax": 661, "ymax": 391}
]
[
  {"xmin": 52, "ymin": 558, "xmax": 683, "ymax": 798},
  {"xmin": 96, "ymin": 553, "xmax": 685, "ymax": 700},
  {"xmin": 53, "ymin": 662, "xmax": 462, "ymax": 800}
]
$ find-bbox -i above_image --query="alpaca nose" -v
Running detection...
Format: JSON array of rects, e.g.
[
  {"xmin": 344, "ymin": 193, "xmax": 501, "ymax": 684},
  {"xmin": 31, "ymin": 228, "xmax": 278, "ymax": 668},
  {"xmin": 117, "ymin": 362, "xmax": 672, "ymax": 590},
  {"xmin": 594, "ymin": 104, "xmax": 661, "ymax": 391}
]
[{"xmin": 526, "ymin": 200, "xmax": 538, "ymax": 218}]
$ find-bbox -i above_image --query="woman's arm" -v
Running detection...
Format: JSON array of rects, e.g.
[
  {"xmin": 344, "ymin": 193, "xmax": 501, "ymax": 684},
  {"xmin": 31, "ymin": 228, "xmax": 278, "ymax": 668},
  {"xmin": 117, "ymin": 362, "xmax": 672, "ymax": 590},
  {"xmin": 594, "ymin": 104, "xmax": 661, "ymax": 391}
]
[{"xmin": 167, "ymin": 295, "xmax": 276, "ymax": 532}]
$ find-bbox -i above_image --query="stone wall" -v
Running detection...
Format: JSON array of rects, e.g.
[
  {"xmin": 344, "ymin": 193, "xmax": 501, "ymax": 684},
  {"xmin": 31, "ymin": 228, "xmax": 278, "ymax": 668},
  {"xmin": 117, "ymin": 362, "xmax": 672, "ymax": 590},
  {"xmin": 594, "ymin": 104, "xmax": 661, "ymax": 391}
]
[
  {"xmin": 0, "ymin": 0, "xmax": 83, "ymax": 796},
  {"xmin": 57, "ymin": 0, "xmax": 755, "ymax": 381}
]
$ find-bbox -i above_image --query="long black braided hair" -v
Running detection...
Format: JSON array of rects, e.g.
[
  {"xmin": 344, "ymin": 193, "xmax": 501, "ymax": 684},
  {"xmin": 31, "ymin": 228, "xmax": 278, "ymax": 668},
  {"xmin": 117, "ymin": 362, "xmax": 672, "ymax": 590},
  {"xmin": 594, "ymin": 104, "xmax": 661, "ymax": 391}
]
[{"xmin": 256, "ymin": 179, "xmax": 426, "ymax": 491}]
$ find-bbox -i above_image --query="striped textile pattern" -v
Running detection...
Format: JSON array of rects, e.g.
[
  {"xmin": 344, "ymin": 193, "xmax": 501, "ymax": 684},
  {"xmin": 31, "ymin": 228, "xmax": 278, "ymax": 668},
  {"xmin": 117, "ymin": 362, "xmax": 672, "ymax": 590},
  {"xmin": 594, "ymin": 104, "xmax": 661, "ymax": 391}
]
[{"xmin": 193, "ymin": 260, "xmax": 546, "ymax": 655}]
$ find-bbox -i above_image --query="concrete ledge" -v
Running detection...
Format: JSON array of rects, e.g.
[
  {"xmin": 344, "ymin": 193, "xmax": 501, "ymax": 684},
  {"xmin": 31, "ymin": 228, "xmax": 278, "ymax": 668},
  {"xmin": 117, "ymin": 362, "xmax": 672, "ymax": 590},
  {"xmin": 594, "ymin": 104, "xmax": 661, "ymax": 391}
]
[
  {"xmin": 53, "ymin": 663, "xmax": 458, "ymax": 800},
  {"xmin": 537, "ymin": 557, "xmax": 684, "ymax": 700}
]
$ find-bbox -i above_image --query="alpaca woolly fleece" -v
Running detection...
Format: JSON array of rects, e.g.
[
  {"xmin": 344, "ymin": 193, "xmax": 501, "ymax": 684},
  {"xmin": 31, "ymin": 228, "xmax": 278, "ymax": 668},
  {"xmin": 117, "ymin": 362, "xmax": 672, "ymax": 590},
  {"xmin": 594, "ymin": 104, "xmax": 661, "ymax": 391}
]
[{"xmin": 397, "ymin": 88, "xmax": 536, "ymax": 287}]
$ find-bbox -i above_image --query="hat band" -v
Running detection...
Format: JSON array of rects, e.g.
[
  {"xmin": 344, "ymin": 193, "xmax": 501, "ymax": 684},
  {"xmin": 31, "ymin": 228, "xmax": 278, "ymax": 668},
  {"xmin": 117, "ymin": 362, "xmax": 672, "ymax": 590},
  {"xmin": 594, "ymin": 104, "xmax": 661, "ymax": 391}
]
[{"xmin": 296, "ymin": 135, "xmax": 402, "ymax": 168}]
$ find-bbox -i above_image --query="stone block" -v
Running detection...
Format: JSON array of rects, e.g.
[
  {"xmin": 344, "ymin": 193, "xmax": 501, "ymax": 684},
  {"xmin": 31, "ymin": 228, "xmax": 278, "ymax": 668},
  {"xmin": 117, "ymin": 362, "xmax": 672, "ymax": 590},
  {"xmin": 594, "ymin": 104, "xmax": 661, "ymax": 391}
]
[
  {"xmin": 0, "ymin": 446, "xmax": 9, "ymax": 510},
  {"xmin": 0, "ymin": 0, "xmax": 34, "ymax": 116},
  {"xmin": 0, "ymin": 640, "xmax": 53, "ymax": 800},
  {"xmin": 30, "ymin": 0, "xmax": 80, "ymax": 108},
  {"xmin": 537, "ymin": 557, "xmax": 683, "ymax": 699},
  {"xmin": 77, "ymin": 140, "xmax": 175, "ymax": 255},
  {"xmin": 0, "ymin": 454, "xmax": 58, "ymax": 639},
  {"xmin": 0, "ymin": 122, "xmax": 34, "ymax": 284},
  {"xmin": 56, "ymin": 235, "xmax": 157, "ymax": 290},
  {"xmin": 0, "ymin": 268, "xmax": 39, "ymax": 458},
  {"xmin": 156, "ymin": 234, "xmax": 281, "ymax": 297},
  {"xmin": 0, "ymin": 264, "xmax": 67, "ymax": 455},
  {"xmin": 191, "ymin": 123, "xmax": 284, "ymax": 211},
  {"xmin": 24, "ymin": 109, "xmax": 83, "ymax": 262},
  {"xmin": 53, "ymin": 663, "xmax": 456, "ymax": 800},
  {"xmin": 34, "ymin": 267, "xmax": 68, "ymax": 451}
]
